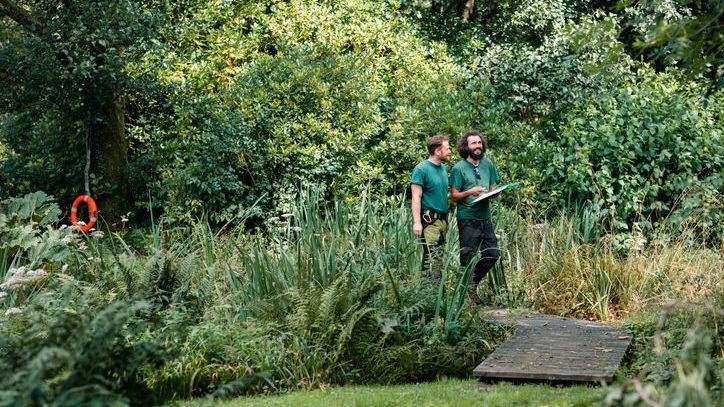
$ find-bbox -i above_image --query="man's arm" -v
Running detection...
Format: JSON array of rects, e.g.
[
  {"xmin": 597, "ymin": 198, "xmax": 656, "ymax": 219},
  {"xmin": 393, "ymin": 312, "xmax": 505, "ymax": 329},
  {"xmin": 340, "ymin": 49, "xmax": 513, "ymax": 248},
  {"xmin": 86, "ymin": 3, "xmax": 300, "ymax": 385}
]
[{"xmin": 411, "ymin": 184, "xmax": 423, "ymax": 237}]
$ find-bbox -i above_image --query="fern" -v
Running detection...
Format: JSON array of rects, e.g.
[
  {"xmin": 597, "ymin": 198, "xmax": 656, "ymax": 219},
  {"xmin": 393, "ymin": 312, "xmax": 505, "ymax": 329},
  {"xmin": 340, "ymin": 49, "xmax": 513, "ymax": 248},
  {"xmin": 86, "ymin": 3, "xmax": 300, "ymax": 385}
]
[{"xmin": 0, "ymin": 297, "xmax": 166, "ymax": 406}]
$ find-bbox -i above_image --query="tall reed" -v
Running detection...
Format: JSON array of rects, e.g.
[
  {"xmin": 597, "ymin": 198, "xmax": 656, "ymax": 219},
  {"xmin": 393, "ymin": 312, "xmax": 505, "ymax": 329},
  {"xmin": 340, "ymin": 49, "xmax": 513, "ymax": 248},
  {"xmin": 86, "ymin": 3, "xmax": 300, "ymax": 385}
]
[{"xmin": 494, "ymin": 205, "xmax": 722, "ymax": 320}]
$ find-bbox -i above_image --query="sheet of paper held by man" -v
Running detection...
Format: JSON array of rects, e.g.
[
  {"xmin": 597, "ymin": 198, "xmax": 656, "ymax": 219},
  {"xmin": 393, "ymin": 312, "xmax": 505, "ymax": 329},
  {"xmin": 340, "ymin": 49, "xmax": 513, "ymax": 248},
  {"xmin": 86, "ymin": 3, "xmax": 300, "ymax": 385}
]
[{"xmin": 471, "ymin": 183, "xmax": 512, "ymax": 203}]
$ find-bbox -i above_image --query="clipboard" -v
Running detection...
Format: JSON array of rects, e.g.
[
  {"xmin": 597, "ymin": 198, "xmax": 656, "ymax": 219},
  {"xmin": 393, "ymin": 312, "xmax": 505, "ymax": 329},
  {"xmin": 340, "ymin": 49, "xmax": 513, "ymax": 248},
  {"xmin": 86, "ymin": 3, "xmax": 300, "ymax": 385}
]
[{"xmin": 471, "ymin": 183, "xmax": 516, "ymax": 203}]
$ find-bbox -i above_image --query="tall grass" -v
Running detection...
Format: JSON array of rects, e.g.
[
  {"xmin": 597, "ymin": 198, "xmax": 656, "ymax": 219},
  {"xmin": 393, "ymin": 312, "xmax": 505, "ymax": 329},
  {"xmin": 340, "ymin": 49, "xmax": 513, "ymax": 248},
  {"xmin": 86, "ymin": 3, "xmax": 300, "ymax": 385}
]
[
  {"xmin": 127, "ymin": 190, "xmax": 498, "ymax": 399},
  {"xmin": 228, "ymin": 189, "xmax": 419, "ymax": 309},
  {"xmin": 495, "ymin": 205, "xmax": 723, "ymax": 320},
  {"xmin": 1, "ymin": 190, "xmax": 720, "ymax": 404},
  {"xmin": 185, "ymin": 190, "xmax": 720, "ymax": 324}
]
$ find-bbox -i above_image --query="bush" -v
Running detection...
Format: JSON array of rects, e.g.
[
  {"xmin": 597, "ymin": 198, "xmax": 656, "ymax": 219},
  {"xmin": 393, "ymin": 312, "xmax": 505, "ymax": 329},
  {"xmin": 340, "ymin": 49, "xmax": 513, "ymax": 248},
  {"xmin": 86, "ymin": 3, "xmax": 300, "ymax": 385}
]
[
  {"xmin": 605, "ymin": 303, "xmax": 723, "ymax": 407},
  {"xmin": 475, "ymin": 12, "xmax": 633, "ymax": 122},
  {"xmin": 522, "ymin": 70, "xmax": 723, "ymax": 236},
  {"xmin": 125, "ymin": 0, "xmax": 490, "ymax": 223},
  {"xmin": 0, "ymin": 298, "xmax": 166, "ymax": 406}
]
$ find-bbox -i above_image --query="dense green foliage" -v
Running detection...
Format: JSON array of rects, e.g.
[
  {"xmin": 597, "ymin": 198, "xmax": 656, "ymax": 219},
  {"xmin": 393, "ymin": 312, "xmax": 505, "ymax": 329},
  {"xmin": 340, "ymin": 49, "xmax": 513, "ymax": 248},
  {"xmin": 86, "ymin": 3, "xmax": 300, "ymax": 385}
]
[
  {"xmin": 0, "ymin": 192, "xmax": 503, "ymax": 405},
  {"xmin": 126, "ymin": 0, "xmax": 486, "ymax": 223},
  {"xmin": 1, "ymin": 190, "xmax": 721, "ymax": 405},
  {"xmin": 2, "ymin": 0, "xmax": 721, "ymax": 235},
  {"xmin": 607, "ymin": 305, "xmax": 723, "ymax": 406},
  {"xmin": 0, "ymin": 0, "xmax": 163, "ymax": 214},
  {"xmin": 530, "ymin": 71, "xmax": 722, "ymax": 235}
]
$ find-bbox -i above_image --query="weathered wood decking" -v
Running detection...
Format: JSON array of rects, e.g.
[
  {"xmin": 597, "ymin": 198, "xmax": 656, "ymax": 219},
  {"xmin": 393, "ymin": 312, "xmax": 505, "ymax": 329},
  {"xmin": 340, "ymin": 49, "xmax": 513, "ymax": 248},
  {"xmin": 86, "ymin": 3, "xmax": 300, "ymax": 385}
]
[{"xmin": 474, "ymin": 309, "xmax": 631, "ymax": 383}]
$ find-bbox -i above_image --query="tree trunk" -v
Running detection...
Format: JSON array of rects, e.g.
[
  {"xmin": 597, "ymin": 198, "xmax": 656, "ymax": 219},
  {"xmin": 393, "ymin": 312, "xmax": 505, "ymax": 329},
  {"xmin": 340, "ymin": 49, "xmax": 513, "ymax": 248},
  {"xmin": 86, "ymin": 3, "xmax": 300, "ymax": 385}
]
[
  {"xmin": 461, "ymin": 0, "xmax": 475, "ymax": 21},
  {"xmin": 89, "ymin": 87, "xmax": 129, "ymax": 229}
]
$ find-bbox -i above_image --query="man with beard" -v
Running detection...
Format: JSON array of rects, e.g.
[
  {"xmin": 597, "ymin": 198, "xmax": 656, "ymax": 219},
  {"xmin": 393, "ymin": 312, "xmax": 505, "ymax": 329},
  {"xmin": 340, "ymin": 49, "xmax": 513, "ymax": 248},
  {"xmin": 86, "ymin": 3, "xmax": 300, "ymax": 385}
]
[
  {"xmin": 411, "ymin": 135, "xmax": 452, "ymax": 280},
  {"xmin": 450, "ymin": 131, "xmax": 500, "ymax": 305}
]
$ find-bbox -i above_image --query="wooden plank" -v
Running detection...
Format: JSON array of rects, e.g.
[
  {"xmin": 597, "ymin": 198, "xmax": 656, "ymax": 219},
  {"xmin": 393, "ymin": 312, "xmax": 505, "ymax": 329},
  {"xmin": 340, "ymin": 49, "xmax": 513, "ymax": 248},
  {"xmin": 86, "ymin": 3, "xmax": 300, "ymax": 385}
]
[{"xmin": 474, "ymin": 309, "xmax": 631, "ymax": 383}]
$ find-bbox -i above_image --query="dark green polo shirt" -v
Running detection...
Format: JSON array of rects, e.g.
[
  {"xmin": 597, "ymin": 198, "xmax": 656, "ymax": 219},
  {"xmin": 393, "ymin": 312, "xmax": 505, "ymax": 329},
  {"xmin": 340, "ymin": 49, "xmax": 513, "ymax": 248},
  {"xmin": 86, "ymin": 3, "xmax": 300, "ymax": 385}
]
[
  {"xmin": 450, "ymin": 157, "xmax": 498, "ymax": 220},
  {"xmin": 410, "ymin": 160, "xmax": 449, "ymax": 214}
]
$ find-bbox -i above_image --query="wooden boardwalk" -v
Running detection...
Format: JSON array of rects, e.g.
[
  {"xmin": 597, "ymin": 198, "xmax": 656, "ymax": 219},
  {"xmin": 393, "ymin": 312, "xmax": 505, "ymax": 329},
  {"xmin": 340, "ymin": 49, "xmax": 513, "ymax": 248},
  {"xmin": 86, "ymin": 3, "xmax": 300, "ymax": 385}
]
[{"xmin": 474, "ymin": 309, "xmax": 632, "ymax": 383}]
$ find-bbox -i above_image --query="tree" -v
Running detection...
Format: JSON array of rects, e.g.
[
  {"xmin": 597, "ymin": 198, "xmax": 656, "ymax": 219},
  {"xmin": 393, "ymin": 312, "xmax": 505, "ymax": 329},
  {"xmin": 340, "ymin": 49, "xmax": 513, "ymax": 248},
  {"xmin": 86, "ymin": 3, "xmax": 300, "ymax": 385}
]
[
  {"xmin": 623, "ymin": 0, "xmax": 724, "ymax": 91},
  {"xmin": 0, "ymin": 0, "xmax": 160, "ymax": 225}
]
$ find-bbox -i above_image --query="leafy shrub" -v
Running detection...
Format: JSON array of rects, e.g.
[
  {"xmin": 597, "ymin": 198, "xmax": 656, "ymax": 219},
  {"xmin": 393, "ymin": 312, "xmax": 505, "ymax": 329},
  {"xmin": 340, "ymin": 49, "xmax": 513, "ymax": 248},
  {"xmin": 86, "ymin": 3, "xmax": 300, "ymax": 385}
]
[
  {"xmin": 528, "ymin": 70, "xmax": 723, "ymax": 235},
  {"xmin": 475, "ymin": 12, "xmax": 633, "ymax": 121},
  {"xmin": 0, "ymin": 114, "xmax": 85, "ymax": 203},
  {"xmin": 0, "ymin": 191, "xmax": 74, "ymax": 283},
  {"xmin": 605, "ymin": 303, "xmax": 723, "ymax": 407},
  {"xmin": 126, "ymin": 0, "xmax": 489, "ymax": 222}
]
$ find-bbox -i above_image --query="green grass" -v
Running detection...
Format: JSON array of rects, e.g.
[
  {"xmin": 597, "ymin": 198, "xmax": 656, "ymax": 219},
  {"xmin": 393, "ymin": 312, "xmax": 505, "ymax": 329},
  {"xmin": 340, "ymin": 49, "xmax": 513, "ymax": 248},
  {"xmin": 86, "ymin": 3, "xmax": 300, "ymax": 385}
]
[{"xmin": 185, "ymin": 379, "xmax": 603, "ymax": 407}]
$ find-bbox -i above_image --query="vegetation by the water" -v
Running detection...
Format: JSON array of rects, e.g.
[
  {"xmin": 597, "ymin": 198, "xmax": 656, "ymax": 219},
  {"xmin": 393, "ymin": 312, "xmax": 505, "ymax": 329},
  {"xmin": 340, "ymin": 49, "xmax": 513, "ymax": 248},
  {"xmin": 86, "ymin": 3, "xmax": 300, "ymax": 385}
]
[{"xmin": 0, "ymin": 191, "xmax": 721, "ymax": 405}]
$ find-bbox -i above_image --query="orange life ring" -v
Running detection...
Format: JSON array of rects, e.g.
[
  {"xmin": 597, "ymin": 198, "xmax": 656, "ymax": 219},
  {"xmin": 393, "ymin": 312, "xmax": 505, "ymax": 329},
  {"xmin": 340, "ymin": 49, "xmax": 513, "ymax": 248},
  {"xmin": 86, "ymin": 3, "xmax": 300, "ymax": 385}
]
[{"xmin": 70, "ymin": 195, "xmax": 98, "ymax": 233}]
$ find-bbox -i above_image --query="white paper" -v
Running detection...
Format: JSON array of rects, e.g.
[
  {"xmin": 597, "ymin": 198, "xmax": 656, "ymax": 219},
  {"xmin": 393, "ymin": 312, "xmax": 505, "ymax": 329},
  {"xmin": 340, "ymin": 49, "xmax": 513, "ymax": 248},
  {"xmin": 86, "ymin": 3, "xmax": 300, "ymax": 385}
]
[{"xmin": 471, "ymin": 184, "xmax": 509, "ymax": 203}]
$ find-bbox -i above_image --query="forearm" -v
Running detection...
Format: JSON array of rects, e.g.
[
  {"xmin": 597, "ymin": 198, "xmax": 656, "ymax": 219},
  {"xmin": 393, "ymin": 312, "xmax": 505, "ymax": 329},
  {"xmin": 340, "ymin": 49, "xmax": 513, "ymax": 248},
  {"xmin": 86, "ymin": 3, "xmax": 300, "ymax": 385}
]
[
  {"xmin": 411, "ymin": 195, "xmax": 421, "ymax": 223},
  {"xmin": 451, "ymin": 188, "xmax": 478, "ymax": 202},
  {"xmin": 451, "ymin": 188, "xmax": 463, "ymax": 202}
]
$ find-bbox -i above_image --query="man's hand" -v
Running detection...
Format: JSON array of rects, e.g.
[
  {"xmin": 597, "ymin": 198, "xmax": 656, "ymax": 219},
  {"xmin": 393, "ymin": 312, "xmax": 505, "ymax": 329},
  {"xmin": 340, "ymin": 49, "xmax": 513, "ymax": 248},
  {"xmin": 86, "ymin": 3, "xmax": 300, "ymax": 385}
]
[
  {"xmin": 452, "ymin": 186, "xmax": 486, "ymax": 202},
  {"xmin": 468, "ymin": 186, "xmax": 486, "ymax": 196},
  {"xmin": 413, "ymin": 222, "xmax": 423, "ymax": 237}
]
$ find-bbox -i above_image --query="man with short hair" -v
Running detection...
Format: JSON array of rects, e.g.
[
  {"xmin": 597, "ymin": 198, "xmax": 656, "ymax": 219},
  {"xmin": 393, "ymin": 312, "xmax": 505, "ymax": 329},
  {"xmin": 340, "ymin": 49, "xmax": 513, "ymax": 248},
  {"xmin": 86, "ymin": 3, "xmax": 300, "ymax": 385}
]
[
  {"xmin": 450, "ymin": 131, "xmax": 500, "ymax": 305},
  {"xmin": 411, "ymin": 135, "xmax": 452, "ymax": 279}
]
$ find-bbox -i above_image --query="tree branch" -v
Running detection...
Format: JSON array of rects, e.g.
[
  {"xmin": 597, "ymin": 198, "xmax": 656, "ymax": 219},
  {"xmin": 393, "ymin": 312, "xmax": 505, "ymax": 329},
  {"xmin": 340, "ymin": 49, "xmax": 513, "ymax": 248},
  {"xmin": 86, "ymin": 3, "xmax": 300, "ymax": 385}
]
[{"xmin": 0, "ymin": 0, "xmax": 44, "ymax": 35}]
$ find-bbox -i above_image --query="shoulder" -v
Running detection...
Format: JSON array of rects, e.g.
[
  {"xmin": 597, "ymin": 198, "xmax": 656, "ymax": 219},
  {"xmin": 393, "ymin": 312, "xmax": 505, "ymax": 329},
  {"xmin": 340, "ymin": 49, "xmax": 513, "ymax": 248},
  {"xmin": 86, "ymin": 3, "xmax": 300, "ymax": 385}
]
[
  {"xmin": 451, "ymin": 160, "xmax": 467, "ymax": 171},
  {"xmin": 411, "ymin": 161, "xmax": 429, "ymax": 182},
  {"xmin": 482, "ymin": 157, "xmax": 496, "ymax": 169},
  {"xmin": 449, "ymin": 161, "xmax": 466, "ymax": 184},
  {"xmin": 412, "ymin": 160, "xmax": 429, "ymax": 172}
]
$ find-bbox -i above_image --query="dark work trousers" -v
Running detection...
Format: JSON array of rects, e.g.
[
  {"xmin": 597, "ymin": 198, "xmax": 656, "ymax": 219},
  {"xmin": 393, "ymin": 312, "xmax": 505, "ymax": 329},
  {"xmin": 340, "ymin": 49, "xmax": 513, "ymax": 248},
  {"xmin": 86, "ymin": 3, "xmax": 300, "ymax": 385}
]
[{"xmin": 458, "ymin": 218, "xmax": 500, "ymax": 286}]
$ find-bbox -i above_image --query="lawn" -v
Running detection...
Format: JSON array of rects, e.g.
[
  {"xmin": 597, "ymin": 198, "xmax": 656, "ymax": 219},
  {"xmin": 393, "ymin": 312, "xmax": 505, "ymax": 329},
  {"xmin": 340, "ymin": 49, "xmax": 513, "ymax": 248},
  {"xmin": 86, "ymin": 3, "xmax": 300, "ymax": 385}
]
[{"xmin": 185, "ymin": 379, "xmax": 604, "ymax": 407}]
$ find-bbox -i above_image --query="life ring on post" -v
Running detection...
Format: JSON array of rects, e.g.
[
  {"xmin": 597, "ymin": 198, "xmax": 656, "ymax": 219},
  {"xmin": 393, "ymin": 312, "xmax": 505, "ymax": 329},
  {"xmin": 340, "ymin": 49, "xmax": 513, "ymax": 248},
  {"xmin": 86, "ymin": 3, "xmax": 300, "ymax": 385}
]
[{"xmin": 70, "ymin": 195, "xmax": 98, "ymax": 233}]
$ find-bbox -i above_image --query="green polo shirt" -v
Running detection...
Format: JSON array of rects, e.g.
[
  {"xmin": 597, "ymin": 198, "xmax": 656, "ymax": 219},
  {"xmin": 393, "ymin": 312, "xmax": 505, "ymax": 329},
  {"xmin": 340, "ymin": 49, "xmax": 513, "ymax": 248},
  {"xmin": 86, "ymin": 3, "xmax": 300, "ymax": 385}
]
[
  {"xmin": 410, "ymin": 160, "xmax": 449, "ymax": 214},
  {"xmin": 450, "ymin": 157, "xmax": 498, "ymax": 220}
]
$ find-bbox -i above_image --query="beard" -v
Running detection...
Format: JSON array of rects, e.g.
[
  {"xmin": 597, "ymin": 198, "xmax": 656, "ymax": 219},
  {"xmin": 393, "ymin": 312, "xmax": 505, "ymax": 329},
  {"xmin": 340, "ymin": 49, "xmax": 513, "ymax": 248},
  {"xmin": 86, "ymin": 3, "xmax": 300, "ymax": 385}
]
[{"xmin": 469, "ymin": 149, "xmax": 484, "ymax": 160}]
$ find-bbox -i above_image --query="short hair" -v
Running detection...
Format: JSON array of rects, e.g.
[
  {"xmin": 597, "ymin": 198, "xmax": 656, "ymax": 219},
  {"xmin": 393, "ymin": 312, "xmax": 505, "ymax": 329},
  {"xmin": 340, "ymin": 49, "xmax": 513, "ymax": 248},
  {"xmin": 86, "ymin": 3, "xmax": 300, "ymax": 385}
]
[
  {"xmin": 427, "ymin": 135, "xmax": 449, "ymax": 155},
  {"xmin": 457, "ymin": 131, "xmax": 487, "ymax": 159}
]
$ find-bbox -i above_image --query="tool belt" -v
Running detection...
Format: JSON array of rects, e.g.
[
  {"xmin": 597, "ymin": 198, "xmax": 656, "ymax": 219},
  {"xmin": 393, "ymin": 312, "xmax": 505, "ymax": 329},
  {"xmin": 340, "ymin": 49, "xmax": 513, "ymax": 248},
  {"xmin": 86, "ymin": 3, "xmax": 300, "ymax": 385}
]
[{"xmin": 422, "ymin": 209, "xmax": 448, "ymax": 224}]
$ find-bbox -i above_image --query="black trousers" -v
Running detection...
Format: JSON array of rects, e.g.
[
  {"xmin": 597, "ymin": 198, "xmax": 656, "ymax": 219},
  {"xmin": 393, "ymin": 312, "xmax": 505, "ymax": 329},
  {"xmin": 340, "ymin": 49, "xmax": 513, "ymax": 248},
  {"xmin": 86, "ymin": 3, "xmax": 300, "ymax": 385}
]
[{"xmin": 458, "ymin": 218, "xmax": 500, "ymax": 286}]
